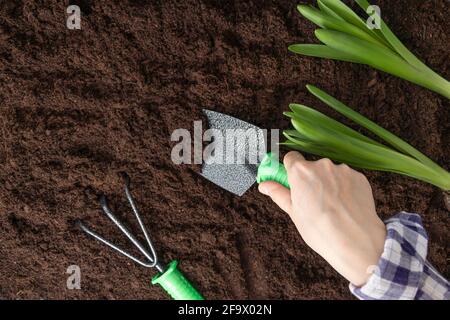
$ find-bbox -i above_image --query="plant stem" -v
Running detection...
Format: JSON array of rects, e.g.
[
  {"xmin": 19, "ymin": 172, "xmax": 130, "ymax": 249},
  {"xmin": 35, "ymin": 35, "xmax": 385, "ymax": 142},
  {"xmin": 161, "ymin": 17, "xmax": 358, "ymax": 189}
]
[{"xmin": 426, "ymin": 71, "xmax": 450, "ymax": 100}]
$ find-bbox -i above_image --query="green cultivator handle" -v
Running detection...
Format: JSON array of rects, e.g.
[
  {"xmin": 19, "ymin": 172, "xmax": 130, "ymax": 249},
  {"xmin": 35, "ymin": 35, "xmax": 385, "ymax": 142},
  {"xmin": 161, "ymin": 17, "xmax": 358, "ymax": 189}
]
[
  {"xmin": 256, "ymin": 152, "xmax": 290, "ymax": 189},
  {"xmin": 151, "ymin": 260, "xmax": 204, "ymax": 300}
]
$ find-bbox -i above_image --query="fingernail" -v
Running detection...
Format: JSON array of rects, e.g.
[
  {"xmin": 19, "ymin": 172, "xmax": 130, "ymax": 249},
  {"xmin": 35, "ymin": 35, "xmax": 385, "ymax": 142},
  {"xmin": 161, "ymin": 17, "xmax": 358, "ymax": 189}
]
[{"xmin": 258, "ymin": 184, "xmax": 270, "ymax": 196}]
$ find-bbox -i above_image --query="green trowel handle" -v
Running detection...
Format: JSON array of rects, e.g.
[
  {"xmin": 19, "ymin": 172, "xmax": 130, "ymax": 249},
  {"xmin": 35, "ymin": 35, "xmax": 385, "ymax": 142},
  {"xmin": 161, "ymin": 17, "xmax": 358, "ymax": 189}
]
[
  {"xmin": 151, "ymin": 260, "xmax": 204, "ymax": 300},
  {"xmin": 256, "ymin": 152, "xmax": 290, "ymax": 189}
]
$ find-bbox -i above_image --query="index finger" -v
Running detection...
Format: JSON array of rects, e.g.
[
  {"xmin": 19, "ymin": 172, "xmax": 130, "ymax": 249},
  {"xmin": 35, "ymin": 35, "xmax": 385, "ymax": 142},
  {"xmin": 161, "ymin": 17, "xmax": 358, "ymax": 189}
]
[
  {"xmin": 283, "ymin": 151, "xmax": 309, "ymax": 191},
  {"xmin": 283, "ymin": 151, "xmax": 306, "ymax": 170}
]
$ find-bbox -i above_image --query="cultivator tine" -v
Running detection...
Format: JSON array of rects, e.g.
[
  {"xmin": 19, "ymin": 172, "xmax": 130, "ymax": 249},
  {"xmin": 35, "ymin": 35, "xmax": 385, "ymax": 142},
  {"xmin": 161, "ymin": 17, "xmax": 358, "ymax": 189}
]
[
  {"xmin": 123, "ymin": 175, "xmax": 159, "ymax": 268},
  {"xmin": 77, "ymin": 174, "xmax": 165, "ymax": 273},
  {"xmin": 77, "ymin": 220, "xmax": 158, "ymax": 269},
  {"xmin": 76, "ymin": 174, "xmax": 205, "ymax": 300}
]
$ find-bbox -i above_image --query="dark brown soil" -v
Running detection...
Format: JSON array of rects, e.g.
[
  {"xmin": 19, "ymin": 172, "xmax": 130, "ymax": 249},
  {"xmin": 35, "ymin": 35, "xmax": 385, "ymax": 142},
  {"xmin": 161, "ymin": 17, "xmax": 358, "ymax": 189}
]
[{"xmin": 0, "ymin": 0, "xmax": 448, "ymax": 299}]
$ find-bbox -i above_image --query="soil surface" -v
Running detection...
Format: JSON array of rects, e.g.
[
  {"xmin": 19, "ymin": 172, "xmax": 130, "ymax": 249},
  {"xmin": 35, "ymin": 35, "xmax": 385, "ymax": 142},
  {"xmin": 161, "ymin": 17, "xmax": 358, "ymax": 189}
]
[{"xmin": 0, "ymin": 0, "xmax": 449, "ymax": 299}]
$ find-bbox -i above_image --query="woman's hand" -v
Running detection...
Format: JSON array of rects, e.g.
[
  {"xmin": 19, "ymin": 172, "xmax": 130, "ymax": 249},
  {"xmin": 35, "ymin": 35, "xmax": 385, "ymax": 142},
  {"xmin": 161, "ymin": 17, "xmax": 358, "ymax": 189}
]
[{"xmin": 259, "ymin": 151, "xmax": 386, "ymax": 287}]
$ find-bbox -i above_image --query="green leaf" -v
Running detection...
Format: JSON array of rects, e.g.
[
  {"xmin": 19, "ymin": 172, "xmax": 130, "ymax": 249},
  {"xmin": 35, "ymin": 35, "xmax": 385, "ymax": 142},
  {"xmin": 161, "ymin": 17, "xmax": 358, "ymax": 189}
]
[
  {"xmin": 354, "ymin": 0, "xmax": 450, "ymax": 99},
  {"xmin": 288, "ymin": 44, "xmax": 362, "ymax": 63},
  {"xmin": 282, "ymin": 132, "xmax": 382, "ymax": 169},
  {"xmin": 313, "ymin": 30, "xmax": 434, "ymax": 90},
  {"xmin": 289, "ymin": 116, "xmax": 448, "ymax": 189},
  {"xmin": 283, "ymin": 86, "xmax": 450, "ymax": 190},
  {"xmin": 297, "ymin": 4, "xmax": 388, "ymax": 48},
  {"xmin": 305, "ymin": 84, "xmax": 444, "ymax": 171},
  {"xmin": 292, "ymin": 1, "xmax": 450, "ymax": 99},
  {"xmin": 289, "ymin": 117, "xmax": 404, "ymax": 169},
  {"xmin": 319, "ymin": 0, "xmax": 368, "ymax": 29},
  {"xmin": 284, "ymin": 127, "xmax": 410, "ymax": 173},
  {"xmin": 318, "ymin": 0, "xmax": 390, "ymax": 48},
  {"xmin": 287, "ymin": 104, "xmax": 384, "ymax": 147},
  {"xmin": 317, "ymin": 0, "xmax": 345, "ymax": 21},
  {"xmin": 354, "ymin": 0, "xmax": 426, "ymax": 69},
  {"xmin": 283, "ymin": 85, "xmax": 450, "ymax": 190}
]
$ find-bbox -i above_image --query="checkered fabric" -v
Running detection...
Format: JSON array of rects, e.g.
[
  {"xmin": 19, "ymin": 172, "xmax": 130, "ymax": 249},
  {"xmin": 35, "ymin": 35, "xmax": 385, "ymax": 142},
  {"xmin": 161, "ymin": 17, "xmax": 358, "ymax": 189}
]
[{"xmin": 350, "ymin": 212, "xmax": 449, "ymax": 300}]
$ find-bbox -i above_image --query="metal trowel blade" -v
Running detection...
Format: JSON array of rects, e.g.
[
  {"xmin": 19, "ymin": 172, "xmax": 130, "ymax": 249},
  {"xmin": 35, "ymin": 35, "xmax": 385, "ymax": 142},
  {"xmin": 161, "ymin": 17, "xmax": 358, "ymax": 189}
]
[{"xmin": 200, "ymin": 109, "xmax": 266, "ymax": 196}]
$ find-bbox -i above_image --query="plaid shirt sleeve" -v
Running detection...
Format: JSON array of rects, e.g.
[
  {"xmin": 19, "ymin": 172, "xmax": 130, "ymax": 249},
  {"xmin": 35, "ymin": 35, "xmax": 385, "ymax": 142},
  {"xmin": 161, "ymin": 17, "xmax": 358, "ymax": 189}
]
[{"xmin": 349, "ymin": 212, "xmax": 449, "ymax": 300}]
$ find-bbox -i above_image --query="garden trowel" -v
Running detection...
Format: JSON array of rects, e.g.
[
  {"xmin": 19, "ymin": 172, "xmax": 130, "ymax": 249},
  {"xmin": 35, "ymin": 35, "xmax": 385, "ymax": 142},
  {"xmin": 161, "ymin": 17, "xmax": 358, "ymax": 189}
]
[{"xmin": 201, "ymin": 109, "xmax": 290, "ymax": 196}]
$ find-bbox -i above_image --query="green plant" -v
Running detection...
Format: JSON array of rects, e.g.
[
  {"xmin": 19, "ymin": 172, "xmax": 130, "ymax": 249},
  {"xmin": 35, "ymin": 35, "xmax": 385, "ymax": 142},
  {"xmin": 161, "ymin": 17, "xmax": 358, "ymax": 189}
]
[
  {"xmin": 289, "ymin": 0, "xmax": 450, "ymax": 100},
  {"xmin": 283, "ymin": 84, "xmax": 450, "ymax": 191}
]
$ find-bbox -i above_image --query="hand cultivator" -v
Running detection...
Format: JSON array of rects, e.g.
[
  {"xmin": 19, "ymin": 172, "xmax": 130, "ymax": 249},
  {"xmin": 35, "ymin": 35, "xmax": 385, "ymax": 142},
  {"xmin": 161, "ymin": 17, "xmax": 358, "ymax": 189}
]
[{"xmin": 77, "ymin": 174, "xmax": 203, "ymax": 300}]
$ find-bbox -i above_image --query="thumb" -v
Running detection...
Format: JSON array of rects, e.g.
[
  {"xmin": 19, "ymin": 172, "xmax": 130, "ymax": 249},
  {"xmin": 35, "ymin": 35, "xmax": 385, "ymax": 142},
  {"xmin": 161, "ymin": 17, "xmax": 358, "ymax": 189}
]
[{"xmin": 258, "ymin": 181, "xmax": 292, "ymax": 214}]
